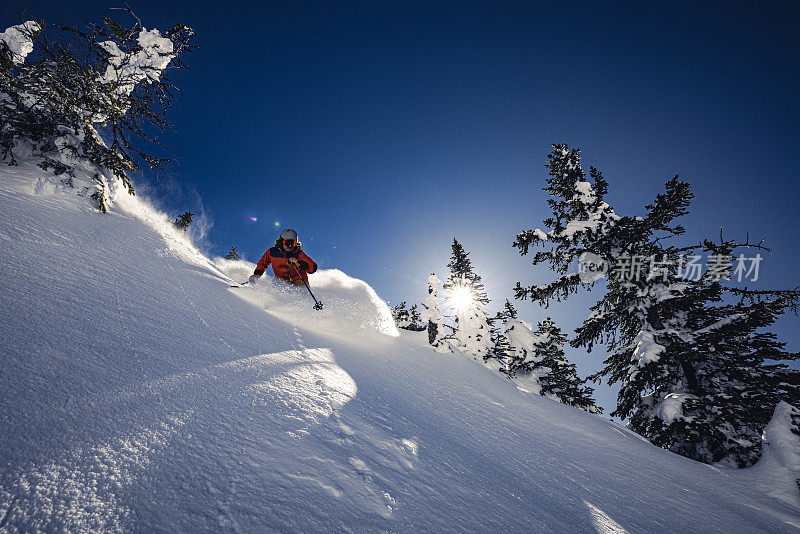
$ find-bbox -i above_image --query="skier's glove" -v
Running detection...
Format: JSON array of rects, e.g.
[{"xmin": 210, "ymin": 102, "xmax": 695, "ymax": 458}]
[{"xmin": 288, "ymin": 258, "xmax": 309, "ymax": 271}]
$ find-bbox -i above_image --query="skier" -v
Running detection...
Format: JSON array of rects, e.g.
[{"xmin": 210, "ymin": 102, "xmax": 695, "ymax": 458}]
[{"xmin": 248, "ymin": 229, "xmax": 318, "ymax": 285}]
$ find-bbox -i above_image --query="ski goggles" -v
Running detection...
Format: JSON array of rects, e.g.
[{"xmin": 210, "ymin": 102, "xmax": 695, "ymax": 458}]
[{"xmin": 283, "ymin": 239, "xmax": 296, "ymax": 247}]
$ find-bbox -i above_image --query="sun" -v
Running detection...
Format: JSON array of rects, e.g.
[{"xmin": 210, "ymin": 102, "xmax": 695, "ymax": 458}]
[{"xmin": 449, "ymin": 285, "xmax": 475, "ymax": 313}]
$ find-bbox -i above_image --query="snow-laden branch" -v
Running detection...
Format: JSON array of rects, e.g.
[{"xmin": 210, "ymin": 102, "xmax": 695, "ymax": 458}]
[
  {"xmin": 99, "ymin": 28, "xmax": 175, "ymax": 101},
  {"xmin": 0, "ymin": 21, "xmax": 41, "ymax": 64}
]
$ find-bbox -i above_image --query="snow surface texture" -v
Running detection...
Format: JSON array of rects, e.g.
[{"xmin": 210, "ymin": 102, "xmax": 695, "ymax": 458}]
[{"xmin": 1, "ymin": 164, "xmax": 799, "ymax": 532}]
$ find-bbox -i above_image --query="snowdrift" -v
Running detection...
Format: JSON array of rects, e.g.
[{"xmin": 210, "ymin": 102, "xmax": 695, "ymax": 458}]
[
  {"xmin": 1, "ymin": 163, "xmax": 799, "ymax": 533},
  {"xmin": 748, "ymin": 402, "xmax": 800, "ymax": 509}
]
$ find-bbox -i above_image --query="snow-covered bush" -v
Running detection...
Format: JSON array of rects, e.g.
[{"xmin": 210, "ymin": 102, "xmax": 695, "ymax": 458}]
[
  {"xmin": 514, "ymin": 144, "xmax": 800, "ymax": 467},
  {"xmin": 0, "ymin": 11, "xmax": 194, "ymax": 211}
]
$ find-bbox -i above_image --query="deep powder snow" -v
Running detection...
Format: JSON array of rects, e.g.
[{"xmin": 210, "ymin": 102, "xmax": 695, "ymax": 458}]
[{"xmin": 0, "ymin": 164, "xmax": 798, "ymax": 532}]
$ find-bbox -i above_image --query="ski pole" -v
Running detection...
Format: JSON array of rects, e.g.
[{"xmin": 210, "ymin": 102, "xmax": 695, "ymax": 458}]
[{"xmin": 291, "ymin": 264, "xmax": 323, "ymax": 310}]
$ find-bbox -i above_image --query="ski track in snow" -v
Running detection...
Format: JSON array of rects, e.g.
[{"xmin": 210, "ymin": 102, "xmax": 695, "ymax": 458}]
[{"xmin": 1, "ymin": 164, "xmax": 799, "ymax": 532}]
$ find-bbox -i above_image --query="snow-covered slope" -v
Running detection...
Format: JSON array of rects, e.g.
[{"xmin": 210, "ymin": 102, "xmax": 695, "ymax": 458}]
[{"xmin": 1, "ymin": 164, "xmax": 798, "ymax": 533}]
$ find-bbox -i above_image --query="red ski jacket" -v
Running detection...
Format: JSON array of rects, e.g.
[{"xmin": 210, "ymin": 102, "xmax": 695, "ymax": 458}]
[{"xmin": 254, "ymin": 244, "xmax": 317, "ymax": 284}]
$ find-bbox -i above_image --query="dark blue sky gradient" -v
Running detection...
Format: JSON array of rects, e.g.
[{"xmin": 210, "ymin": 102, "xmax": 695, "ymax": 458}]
[{"xmin": 5, "ymin": 1, "xmax": 799, "ymax": 413}]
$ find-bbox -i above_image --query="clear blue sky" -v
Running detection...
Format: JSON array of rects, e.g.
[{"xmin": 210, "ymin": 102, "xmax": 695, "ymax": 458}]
[{"xmin": 5, "ymin": 1, "xmax": 799, "ymax": 414}]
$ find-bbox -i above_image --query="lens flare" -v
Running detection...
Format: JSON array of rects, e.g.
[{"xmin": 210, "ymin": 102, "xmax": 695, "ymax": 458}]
[
  {"xmin": 449, "ymin": 285, "xmax": 475, "ymax": 313},
  {"xmin": 249, "ymin": 217, "xmax": 258, "ymax": 222}
]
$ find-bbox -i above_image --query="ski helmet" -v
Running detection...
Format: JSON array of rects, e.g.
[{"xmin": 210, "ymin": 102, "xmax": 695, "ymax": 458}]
[{"xmin": 280, "ymin": 228, "xmax": 298, "ymax": 241}]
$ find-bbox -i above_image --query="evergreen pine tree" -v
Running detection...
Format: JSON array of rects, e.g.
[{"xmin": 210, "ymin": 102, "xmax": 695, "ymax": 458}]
[
  {"xmin": 526, "ymin": 318, "xmax": 601, "ymax": 413},
  {"xmin": 443, "ymin": 239, "xmax": 492, "ymax": 360},
  {"xmin": 391, "ymin": 302, "xmax": 429, "ymax": 332},
  {"xmin": 489, "ymin": 300, "xmax": 518, "ymax": 373},
  {"xmin": 503, "ymin": 299, "xmax": 518, "ymax": 320},
  {"xmin": 620, "ymin": 287, "xmax": 800, "ymax": 466},
  {"xmin": 173, "ymin": 211, "xmax": 193, "ymax": 231},
  {"xmin": 514, "ymin": 143, "xmax": 800, "ymax": 466},
  {"xmin": 407, "ymin": 304, "xmax": 426, "ymax": 331},
  {"xmin": 443, "ymin": 239, "xmax": 488, "ymax": 304},
  {"xmin": 391, "ymin": 301, "xmax": 411, "ymax": 328},
  {"xmin": 500, "ymin": 314, "xmax": 599, "ymax": 413},
  {"xmin": 225, "ymin": 246, "xmax": 240, "ymax": 260}
]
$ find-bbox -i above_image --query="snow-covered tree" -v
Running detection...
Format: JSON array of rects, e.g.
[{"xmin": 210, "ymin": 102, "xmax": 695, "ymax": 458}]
[
  {"xmin": 504, "ymin": 317, "xmax": 600, "ymax": 413},
  {"xmin": 627, "ymin": 288, "xmax": 800, "ymax": 467},
  {"xmin": 487, "ymin": 300, "xmax": 518, "ymax": 372},
  {"xmin": 420, "ymin": 273, "xmax": 446, "ymax": 347},
  {"xmin": 391, "ymin": 301, "xmax": 410, "ymax": 327},
  {"xmin": 391, "ymin": 301, "xmax": 427, "ymax": 332},
  {"xmin": 225, "ymin": 246, "xmax": 240, "ymax": 260},
  {"xmin": 443, "ymin": 239, "xmax": 492, "ymax": 360},
  {"xmin": 407, "ymin": 304, "xmax": 426, "ymax": 331},
  {"xmin": 0, "ymin": 11, "xmax": 194, "ymax": 210},
  {"xmin": 514, "ymin": 144, "xmax": 800, "ymax": 466}
]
